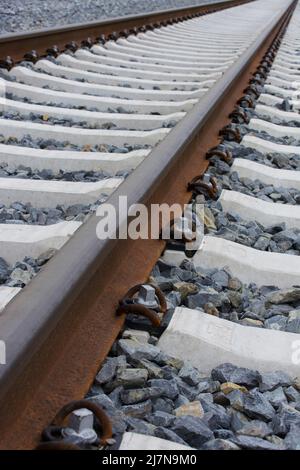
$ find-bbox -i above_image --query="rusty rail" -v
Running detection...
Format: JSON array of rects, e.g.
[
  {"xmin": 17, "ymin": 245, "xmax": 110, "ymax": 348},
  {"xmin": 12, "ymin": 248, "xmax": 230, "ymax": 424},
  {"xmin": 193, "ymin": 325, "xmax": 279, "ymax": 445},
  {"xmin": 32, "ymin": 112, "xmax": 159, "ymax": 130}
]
[
  {"xmin": 0, "ymin": 0, "xmax": 296, "ymax": 449},
  {"xmin": 0, "ymin": 0, "xmax": 250, "ymax": 64}
]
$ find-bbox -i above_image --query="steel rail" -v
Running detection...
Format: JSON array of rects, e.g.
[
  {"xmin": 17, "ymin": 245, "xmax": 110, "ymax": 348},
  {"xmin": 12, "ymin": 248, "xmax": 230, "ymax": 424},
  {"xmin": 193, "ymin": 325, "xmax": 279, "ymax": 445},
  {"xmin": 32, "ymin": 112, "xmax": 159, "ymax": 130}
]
[
  {"xmin": 0, "ymin": 0, "xmax": 296, "ymax": 449},
  {"xmin": 0, "ymin": 0, "xmax": 250, "ymax": 63}
]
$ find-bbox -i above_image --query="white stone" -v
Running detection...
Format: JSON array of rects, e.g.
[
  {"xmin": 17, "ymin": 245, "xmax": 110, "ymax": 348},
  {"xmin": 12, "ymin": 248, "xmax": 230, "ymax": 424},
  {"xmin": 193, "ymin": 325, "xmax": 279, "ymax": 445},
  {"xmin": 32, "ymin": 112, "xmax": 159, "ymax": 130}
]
[
  {"xmin": 220, "ymin": 189, "xmax": 300, "ymax": 229},
  {"xmin": 0, "ymin": 118, "xmax": 169, "ymax": 146},
  {"xmin": 0, "ymin": 97, "xmax": 185, "ymax": 131},
  {"xmin": 249, "ymin": 118, "xmax": 300, "ymax": 139},
  {"xmin": 0, "ymin": 221, "xmax": 81, "ymax": 263},
  {"xmin": 1, "ymin": 78, "xmax": 197, "ymax": 114},
  {"xmin": 73, "ymin": 49, "xmax": 222, "ymax": 81},
  {"xmin": 0, "ymin": 177, "xmax": 122, "ymax": 207},
  {"xmin": 8, "ymin": 67, "xmax": 206, "ymax": 102},
  {"xmin": 37, "ymin": 58, "xmax": 208, "ymax": 91},
  {"xmin": 255, "ymin": 103, "xmax": 300, "ymax": 124},
  {"xmin": 158, "ymin": 307, "xmax": 300, "ymax": 376},
  {"xmin": 231, "ymin": 157, "xmax": 300, "ymax": 190},
  {"xmin": 0, "ymin": 143, "xmax": 148, "ymax": 173},
  {"xmin": 0, "ymin": 286, "xmax": 21, "ymax": 312},
  {"xmin": 242, "ymin": 134, "xmax": 300, "ymax": 156},
  {"xmin": 195, "ymin": 236, "xmax": 300, "ymax": 288},
  {"xmin": 119, "ymin": 432, "xmax": 192, "ymax": 450},
  {"xmin": 163, "ymin": 234, "xmax": 300, "ymax": 288}
]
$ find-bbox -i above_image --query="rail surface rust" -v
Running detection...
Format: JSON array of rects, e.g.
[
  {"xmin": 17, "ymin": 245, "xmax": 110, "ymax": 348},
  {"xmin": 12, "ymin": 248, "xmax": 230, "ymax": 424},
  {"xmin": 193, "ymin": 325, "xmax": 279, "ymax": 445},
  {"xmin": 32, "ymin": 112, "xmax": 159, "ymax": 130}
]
[
  {"xmin": 0, "ymin": 0, "xmax": 249, "ymax": 63},
  {"xmin": 0, "ymin": 0, "xmax": 296, "ymax": 450}
]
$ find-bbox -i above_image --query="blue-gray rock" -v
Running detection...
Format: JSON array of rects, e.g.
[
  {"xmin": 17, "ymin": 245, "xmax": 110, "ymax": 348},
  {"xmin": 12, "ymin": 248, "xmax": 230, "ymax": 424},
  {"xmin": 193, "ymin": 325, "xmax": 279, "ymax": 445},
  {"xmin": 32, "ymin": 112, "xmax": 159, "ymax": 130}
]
[
  {"xmin": 171, "ymin": 416, "xmax": 214, "ymax": 448},
  {"xmin": 229, "ymin": 409, "xmax": 250, "ymax": 432},
  {"xmin": 95, "ymin": 356, "xmax": 126, "ymax": 385},
  {"xmin": 214, "ymin": 429, "xmax": 235, "ymax": 440},
  {"xmin": 198, "ymin": 379, "xmax": 220, "ymax": 393},
  {"xmin": 152, "ymin": 397, "xmax": 174, "ymax": 414},
  {"xmin": 154, "ymin": 427, "xmax": 189, "ymax": 447},
  {"xmin": 178, "ymin": 363, "xmax": 202, "ymax": 386},
  {"xmin": 263, "ymin": 387, "xmax": 288, "ymax": 408},
  {"xmin": 147, "ymin": 379, "xmax": 179, "ymax": 400},
  {"xmin": 89, "ymin": 394, "xmax": 127, "ymax": 434},
  {"xmin": 272, "ymin": 404, "xmax": 300, "ymax": 435},
  {"xmin": 148, "ymin": 411, "xmax": 175, "ymax": 428},
  {"xmin": 284, "ymin": 424, "xmax": 300, "ymax": 450},
  {"xmin": 259, "ymin": 371, "xmax": 292, "ymax": 392},
  {"xmin": 236, "ymin": 420, "xmax": 272, "ymax": 438},
  {"xmin": 122, "ymin": 399, "xmax": 152, "ymax": 419},
  {"xmin": 211, "ymin": 363, "xmax": 259, "ymax": 387},
  {"xmin": 284, "ymin": 386, "xmax": 300, "ymax": 402},
  {"xmin": 201, "ymin": 438, "xmax": 240, "ymax": 450},
  {"xmin": 125, "ymin": 417, "xmax": 156, "ymax": 436},
  {"xmin": 0, "ymin": 257, "xmax": 10, "ymax": 282},
  {"xmin": 264, "ymin": 315, "xmax": 287, "ymax": 331},
  {"xmin": 242, "ymin": 390, "xmax": 275, "ymax": 421},
  {"xmin": 120, "ymin": 387, "xmax": 162, "ymax": 405},
  {"xmin": 233, "ymin": 435, "xmax": 285, "ymax": 450},
  {"xmin": 118, "ymin": 339, "xmax": 160, "ymax": 362}
]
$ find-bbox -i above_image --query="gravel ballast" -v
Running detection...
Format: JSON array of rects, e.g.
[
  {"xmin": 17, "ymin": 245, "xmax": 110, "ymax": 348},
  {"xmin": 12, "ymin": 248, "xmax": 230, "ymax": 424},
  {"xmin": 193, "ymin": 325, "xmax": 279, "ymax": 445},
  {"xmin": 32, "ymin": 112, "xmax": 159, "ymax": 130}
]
[
  {"xmin": 84, "ymin": 326, "xmax": 300, "ymax": 450},
  {"xmin": 0, "ymin": 0, "xmax": 222, "ymax": 35}
]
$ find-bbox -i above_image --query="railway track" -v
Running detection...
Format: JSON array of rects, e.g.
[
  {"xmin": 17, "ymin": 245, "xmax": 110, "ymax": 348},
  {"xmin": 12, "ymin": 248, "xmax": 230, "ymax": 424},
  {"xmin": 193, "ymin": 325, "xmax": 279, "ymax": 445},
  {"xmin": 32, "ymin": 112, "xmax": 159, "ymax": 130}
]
[{"xmin": 0, "ymin": 0, "xmax": 299, "ymax": 451}]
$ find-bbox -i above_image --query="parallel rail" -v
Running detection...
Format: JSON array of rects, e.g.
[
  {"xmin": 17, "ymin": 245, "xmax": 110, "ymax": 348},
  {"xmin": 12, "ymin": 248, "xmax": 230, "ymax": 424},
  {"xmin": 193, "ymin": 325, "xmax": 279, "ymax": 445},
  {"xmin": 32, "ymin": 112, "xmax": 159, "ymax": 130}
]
[
  {"xmin": 0, "ymin": 0, "xmax": 296, "ymax": 449},
  {"xmin": 0, "ymin": 0, "xmax": 249, "ymax": 64}
]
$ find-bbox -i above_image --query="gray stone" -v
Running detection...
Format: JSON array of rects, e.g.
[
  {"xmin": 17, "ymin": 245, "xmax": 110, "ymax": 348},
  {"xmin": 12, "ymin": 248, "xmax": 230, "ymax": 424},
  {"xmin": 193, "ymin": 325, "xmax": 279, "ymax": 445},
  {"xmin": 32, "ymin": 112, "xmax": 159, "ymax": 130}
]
[
  {"xmin": 254, "ymin": 236, "xmax": 270, "ymax": 251},
  {"xmin": 125, "ymin": 417, "xmax": 156, "ymax": 436},
  {"xmin": 198, "ymin": 379, "xmax": 220, "ymax": 394},
  {"xmin": 213, "ymin": 392, "xmax": 230, "ymax": 406},
  {"xmin": 226, "ymin": 390, "xmax": 245, "ymax": 411},
  {"xmin": 95, "ymin": 356, "xmax": 126, "ymax": 385},
  {"xmin": 152, "ymin": 397, "xmax": 174, "ymax": 414},
  {"xmin": 122, "ymin": 399, "xmax": 152, "ymax": 419},
  {"xmin": 9, "ymin": 267, "xmax": 32, "ymax": 285},
  {"xmin": 259, "ymin": 371, "xmax": 291, "ymax": 392},
  {"xmin": 89, "ymin": 394, "xmax": 127, "ymax": 434},
  {"xmin": 174, "ymin": 394, "xmax": 190, "ymax": 408},
  {"xmin": 234, "ymin": 435, "xmax": 284, "ymax": 450},
  {"xmin": 178, "ymin": 363, "xmax": 201, "ymax": 386},
  {"xmin": 214, "ymin": 429, "xmax": 235, "ymax": 440},
  {"xmin": 136, "ymin": 359, "xmax": 164, "ymax": 379},
  {"xmin": 211, "ymin": 363, "xmax": 259, "ymax": 387},
  {"xmin": 186, "ymin": 288, "xmax": 223, "ymax": 309},
  {"xmin": 272, "ymin": 404, "xmax": 300, "ymax": 435},
  {"xmin": 148, "ymin": 379, "xmax": 179, "ymax": 400},
  {"xmin": 174, "ymin": 377, "xmax": 199, "ymax": 401},
  {"xmin": 266, "ymin": 287, "xmax": 300, "ymax": 305},
  {"xmin": 211, "ymin": 270, "xmax": 229, "ymax": 288},
  {"xmin": 264, "ymin": 315, "xmax": 287, "ymax": 331},
  {"xmin": 0, "ymin": 257, "xmax": 9, "ymax": 282},
  {"xmin": 111, "ymin": 368, "xmax": 148, "ymax": 390},
  {"xmin": 171, "ymin": 416, "xmax": 214, "ymax": 448},
  {"xmin": 236, "ymin": 420, "xmax": 272, "ymax": 438},
  {"xmin": 285, "ymin": 309, "xmax": 300, "ymax": 334},
  {"xmin": 263, "ymin": 387, "xmax": 288, "ymax": 408},
  {"xmin": 118, "ymin": 339, "xmax": 160, "ymax": 362},
  {"xmin": 284, "ymin": 424, "xmax": 300, "ymax": 450},
  {"xmin": 201, "ymin": 401, "xmax": 231, "ymax": 430},
  {"xmin": 243, "ymin": 390, "xmax": 275, "ymax": 421},
  {"xmin": 148, "ymin": 411, "xmax": 175, "ymax": 428},
  {"xmin": 284, "ymin": 386, "xmax": 299, "ymax": 402},
  {"xmin": 229, "ymin": 409, "xmax": 250, "ymax": 432},
  {"xmin": 201, "ymin": 439, "xmax": 240, "ymax": 450},
  {"xmin": 154, "ymin": 427, "xmax": 189, "ymax": 447},
  {"xmin": 120, "ymin": 387, "xmax": 162, "ymax": 405}
]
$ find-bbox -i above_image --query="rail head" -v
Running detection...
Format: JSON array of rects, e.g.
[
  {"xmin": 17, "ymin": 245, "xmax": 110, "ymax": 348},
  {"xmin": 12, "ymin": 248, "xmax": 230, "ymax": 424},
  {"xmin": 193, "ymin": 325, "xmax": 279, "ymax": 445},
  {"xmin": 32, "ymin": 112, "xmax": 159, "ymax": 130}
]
[
  {"xmin": 0, "ymin": 0, "xmax": 296, "ymax": 449},
  {"xmin": 0, "ymin": 0, "xmax": 251, "ymax": 63}
]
